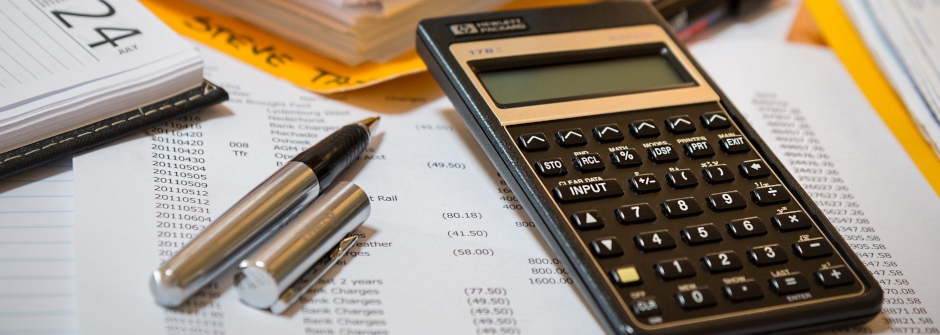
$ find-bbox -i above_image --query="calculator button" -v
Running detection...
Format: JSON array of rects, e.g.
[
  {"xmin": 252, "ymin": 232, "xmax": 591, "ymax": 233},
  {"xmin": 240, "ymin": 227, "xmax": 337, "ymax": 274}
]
[
  {"xmin": 556, "ymin": 128, "xmax": 587, "ymax": 147},
  {"xmin": 535, "ymin": 158, "xmax": 567, "ymax": 177},
  {"xmin": 593, "ymin": 124, "xmax": 624, "ymax": 142},
  {"xmin": 723, "ymin": 282, "xmax": 764, "ymax": 302},
  {"xmin": 629, "ymin": 174, "xmax": 661, "ymax": 193},
  {"xmin": 616, "ymin": 204, "xmax": 657, "ymax": 224},
  {"xmin": 739, "ymin": 160, "xmax": 770, "ymax": 179},
  {"xmin": 719, "ymin": 136, "xmax": 750, "ymax": 154},
  {"xmin": 772, "ymin": 212, "xmax": 812, "ymax": 231},
  {"xmin": 666, "ymin": 115, "xmax": 696, "ymax": 133},
  {"xmin": 518, "ymin": 133, "xmax": 549, "ymax": 151},
  {"xmin": 655, "ymin": 259, "xmax": 696, "ymax": 280},
  {"xmin": 727, "ymin": 217, "xmax": 768, "ymax": 238},
  {"xmin": 630, "ymin": 298, "xmax": 663, "ymax": 317},
  {"xmin": 793, "ymin": 239, "xmax": 833, "ymax": 259},
  {"xmin": 683, "ymin": 140, "xmax": 715, "ymax": 158},
  {"xmin": 703, "ymin": 165, "xmax": 734, "ymax": 184},
  {"xmin": 748, "ymin": 245, "xmax": 788, "ymax": 266},
  {"xmin": 647, "ymin": 144, "xmax": 679, "ymax": 163},
  {"xmin": 751, "ymin": 186, "xmax": 790, "ymax": 205},
  {"xmin": 702, "ymin": 251, "xmax": 743, "ymax": 273},
  {"xmin": 661, "ymin": 198, "xmax": 703, "ymax": 218},
  {"xmin": 676, "ymin": 289, "xmax": 717, "ymax": 309},
  {"xmin": 681, "ymin": 224, "xmax": 722, "ymax": 245},
  {"xmin": 666, "ymin": 169, "xmax": 698, "ymax": 188},
  {"xmin": 590, "ymin": 237, "xmax": 624, "ymax": 258},
  {"xmin": 573, "ymin": 153, "xmax": 605, "ymax": 172},
  {"xmin": 701, "ymin": 112, "xmax": 731, "ymax": 129},
  {"xmin": 630, "ymin": 120, "xmax": 660, "ymax": 138},
  {"xmin": 706, "ymin": 191, "xmax": 747, "ymax": 212},
  {"xmin": 552, "ymin": 179, "xmax": 624, "ymax": 203},
  {"xmin": 610, "ymin": 266, "xmax": 643, "ymax": 286},
  {"xmin": 816, "ymin": 267, "xmax": 854, "ymax": 288},
  {"xmin": 611, "ymin": 149, "xmax": 642, "ymax": 168},
  {"xmin": 635, "ymin": 230, "xmax": 676, "ymax": 251},
  {"xmin": 770, "ymin": 274, "xmax": 810, "ymax": 295},
  {"xmin": 570, "ymin": 211, "xmax": 604, "ymax": 230}
]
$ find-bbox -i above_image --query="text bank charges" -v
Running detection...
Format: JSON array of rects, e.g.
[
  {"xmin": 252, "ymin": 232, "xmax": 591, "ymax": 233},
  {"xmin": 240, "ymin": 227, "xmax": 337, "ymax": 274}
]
[{"xmin": 417, "ymin": 2, "xmax": 881, "ymax": 334}]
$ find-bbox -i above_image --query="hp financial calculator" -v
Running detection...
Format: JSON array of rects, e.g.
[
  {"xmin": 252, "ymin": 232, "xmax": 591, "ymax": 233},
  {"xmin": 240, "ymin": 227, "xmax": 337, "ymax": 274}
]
[{"xmin": 416, "ymin": 2, "xmax": 882, "ymax": 334}]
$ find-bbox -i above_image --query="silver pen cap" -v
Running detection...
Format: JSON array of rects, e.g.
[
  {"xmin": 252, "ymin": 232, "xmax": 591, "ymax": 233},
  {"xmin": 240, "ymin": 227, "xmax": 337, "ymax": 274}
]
[{"xmin": 235, "ymin": 182, "xmax": 370, "ymax": 310}]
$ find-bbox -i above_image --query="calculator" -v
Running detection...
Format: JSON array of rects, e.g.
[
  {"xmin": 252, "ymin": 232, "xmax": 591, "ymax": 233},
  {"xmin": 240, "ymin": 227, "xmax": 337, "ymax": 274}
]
[{"xmin": 416, "ymin": 2, "xmax": 881, "ymax": 334}]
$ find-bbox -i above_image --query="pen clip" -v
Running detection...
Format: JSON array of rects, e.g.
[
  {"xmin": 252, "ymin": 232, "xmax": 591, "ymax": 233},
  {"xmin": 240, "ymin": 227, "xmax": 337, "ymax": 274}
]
[{"xmin": 269, "ymin": 235, "xmax": 359, "ymax": 314}]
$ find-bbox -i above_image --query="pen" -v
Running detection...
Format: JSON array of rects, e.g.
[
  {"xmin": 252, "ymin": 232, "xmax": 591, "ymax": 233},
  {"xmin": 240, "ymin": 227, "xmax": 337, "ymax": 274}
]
[
  {"xmin": 150, "ymin": 117, "xmax": 380, "ymax": 308},
  {"xmin": 235, "ymin": 181, "xmax": 370, "ymax": 312}
]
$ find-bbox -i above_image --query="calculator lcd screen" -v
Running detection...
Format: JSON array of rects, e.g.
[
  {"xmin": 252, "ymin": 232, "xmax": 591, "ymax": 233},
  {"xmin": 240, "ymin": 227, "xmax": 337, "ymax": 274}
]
[{"xmin": 474, "ymin": 46, "xmax": 693, "ymax": 107}]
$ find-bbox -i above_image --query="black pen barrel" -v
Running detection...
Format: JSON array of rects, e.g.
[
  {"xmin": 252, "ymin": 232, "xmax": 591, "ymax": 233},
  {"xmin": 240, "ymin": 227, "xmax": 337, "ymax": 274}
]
[{"xmin": 291, "ymin": 122, "xmax": 371, "ymax": 190}]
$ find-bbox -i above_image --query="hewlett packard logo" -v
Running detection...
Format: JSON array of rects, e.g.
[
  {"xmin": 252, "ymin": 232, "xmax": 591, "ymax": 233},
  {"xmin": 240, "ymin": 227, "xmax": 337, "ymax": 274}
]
[{"xmin": 449, "ymin": 17, "xmax": 527, "ymax": 36}]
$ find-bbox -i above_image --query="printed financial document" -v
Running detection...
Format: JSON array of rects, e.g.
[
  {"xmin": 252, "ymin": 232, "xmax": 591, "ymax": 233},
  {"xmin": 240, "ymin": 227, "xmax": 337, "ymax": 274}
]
[{"xmin": 71, "ymin": 42, "xmax": 940, "ymax": 334}]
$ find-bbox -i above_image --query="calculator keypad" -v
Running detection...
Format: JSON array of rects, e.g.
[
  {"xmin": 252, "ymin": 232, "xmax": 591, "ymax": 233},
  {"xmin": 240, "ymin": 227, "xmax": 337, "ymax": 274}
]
[{"xmin": 506, "ymin": 103, "xmax": 863, "ymax": 326}]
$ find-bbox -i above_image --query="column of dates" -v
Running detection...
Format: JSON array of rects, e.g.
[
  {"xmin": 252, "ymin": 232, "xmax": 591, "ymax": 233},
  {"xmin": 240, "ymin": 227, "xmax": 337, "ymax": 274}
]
[
  {"xmin": 752, "ymin": 92, "xmax": 936, "ymax": 334},
  {"xmin": 149, "ymin": 114, "xmax": 226, "ymax": 335}
]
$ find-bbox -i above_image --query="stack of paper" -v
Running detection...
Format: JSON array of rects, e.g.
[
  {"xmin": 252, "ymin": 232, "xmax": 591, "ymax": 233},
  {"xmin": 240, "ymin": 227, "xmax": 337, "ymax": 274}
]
[
  {"xmin": 0, "ymin": 0, "xmax": 202, "ymax": 154},
  {"xmin": 839, "ymin": 0, "xmax": 940, "ymax": 157},
  {"xmin": 187, "ymin": 0, "xmax": 511, "ymax": 66}
]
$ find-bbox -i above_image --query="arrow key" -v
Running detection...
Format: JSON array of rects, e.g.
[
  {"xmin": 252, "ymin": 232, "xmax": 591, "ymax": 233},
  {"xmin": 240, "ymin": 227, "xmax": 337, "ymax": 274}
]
[
  {"xmin": 556, "ymin": 128, "xmax": 587, "ymax": 147},
  {"xmin": 630, "ymin": 119, "xmax": 661, "ymax": 138},
  {"xmin": 666, "ymin": 115, "xmax": 696, "ymax": 133},
  {"xmin": 701, "ymin": 112, "xmax": 731, "ymax": 129},
  {"xmin": 739, "ymin": 159, "xmax": 770, "ymax": 179},
  {"xmin": 593, "ymin": 124, "xmax": 624, "ymax": 142},
  {"xmin": 590, "ymin": 237, "xmax": 624, "ymax": 258},
  {"xmin": 518, "ymin": 133, "xmax": 549, "ymax": 151},
  {"xmin": 570, "ymin": 210, "xmax": 604, "ymax": 230}
]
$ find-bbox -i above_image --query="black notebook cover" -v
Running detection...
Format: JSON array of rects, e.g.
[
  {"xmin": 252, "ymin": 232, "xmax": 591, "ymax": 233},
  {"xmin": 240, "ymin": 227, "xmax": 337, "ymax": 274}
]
[{"xmin": 0, "ymin": 80, "xmax": 228, "ymax": 179}]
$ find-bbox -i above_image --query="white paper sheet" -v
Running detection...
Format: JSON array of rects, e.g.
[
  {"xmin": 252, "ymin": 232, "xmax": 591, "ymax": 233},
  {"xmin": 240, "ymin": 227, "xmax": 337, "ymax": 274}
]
[
  {"xmin": 691, "ymin": 40, "xmax": 940, "ymax": 334},
  {"xmin": 0, "ymin": 159, "xmax": 76, "ymax": 335},
  {"xmin": 70, "ymin": 41, "xmax": 940, "ymax": 334}
]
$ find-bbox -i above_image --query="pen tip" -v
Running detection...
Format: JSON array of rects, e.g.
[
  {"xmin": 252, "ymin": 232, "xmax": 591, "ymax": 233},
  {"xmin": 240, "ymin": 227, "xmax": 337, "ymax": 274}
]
[{"xmin": 359, "ymin": 117, "xmax": 380, "ymax": 136}]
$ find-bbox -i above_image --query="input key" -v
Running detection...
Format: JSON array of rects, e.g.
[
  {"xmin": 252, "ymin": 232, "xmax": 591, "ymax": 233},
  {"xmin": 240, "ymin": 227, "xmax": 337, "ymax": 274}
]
[{"xmin": 552, "ymin": 179, "xmax": 624, "ymax": 203}]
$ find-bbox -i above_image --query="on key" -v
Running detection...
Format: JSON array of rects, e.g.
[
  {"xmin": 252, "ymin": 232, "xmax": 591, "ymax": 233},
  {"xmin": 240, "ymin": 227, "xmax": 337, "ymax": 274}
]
[{"xmin": 552, "ymin": 179, "xmax": 624, "ymax": 203}]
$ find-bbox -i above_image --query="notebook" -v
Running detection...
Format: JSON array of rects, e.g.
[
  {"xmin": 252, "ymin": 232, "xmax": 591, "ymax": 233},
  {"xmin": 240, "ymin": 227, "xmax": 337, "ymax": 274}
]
[{"xmin": 0, "ymin": 0, "xmax": 226, "ymax": 178}]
